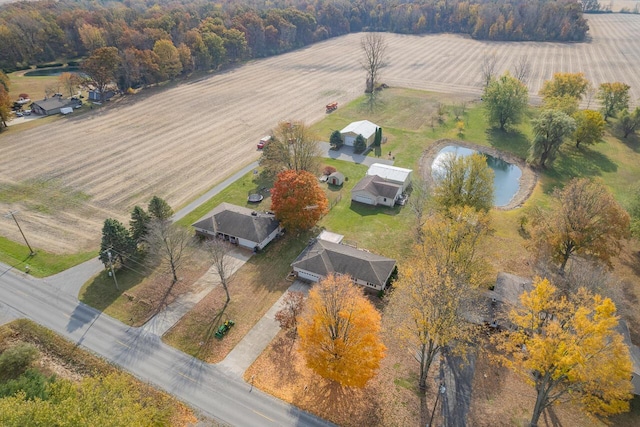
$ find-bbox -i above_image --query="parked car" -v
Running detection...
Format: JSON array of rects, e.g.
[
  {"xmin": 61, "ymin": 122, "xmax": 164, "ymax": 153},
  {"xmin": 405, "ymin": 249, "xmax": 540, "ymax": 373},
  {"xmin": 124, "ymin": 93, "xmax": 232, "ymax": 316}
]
[
  {"xmin": 23, "ymin": 110, "xmax": 31, "ymax": 116},
  {"xmin": 257, "ymin": 135, "xmax": 272, "ymax": 149},
  {"xmin": 395, "ymin": 193, "xmax": 408, "ymax": 206},
  {"xmin": 15, "ymin": 111, "xmax": 23, "ymax": 117}
]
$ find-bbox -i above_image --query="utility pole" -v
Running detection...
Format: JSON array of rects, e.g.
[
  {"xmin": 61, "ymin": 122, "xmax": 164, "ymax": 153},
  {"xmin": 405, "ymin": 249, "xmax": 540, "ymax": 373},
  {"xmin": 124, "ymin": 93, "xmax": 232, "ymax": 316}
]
[
  {"xmin": 5, "ymin": 210, "xmax": 35, "ymax": 256},
  {"xmin": 107, "ymin": 250, "xmax": 119, "ymax": 290}
]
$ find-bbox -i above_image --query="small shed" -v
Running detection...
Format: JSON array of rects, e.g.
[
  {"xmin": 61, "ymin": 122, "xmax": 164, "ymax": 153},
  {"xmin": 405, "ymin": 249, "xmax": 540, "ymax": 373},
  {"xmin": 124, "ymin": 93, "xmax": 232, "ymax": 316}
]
[{"xmin": 327, "ymin": 171, "xmax": 345, "ymax": 186}]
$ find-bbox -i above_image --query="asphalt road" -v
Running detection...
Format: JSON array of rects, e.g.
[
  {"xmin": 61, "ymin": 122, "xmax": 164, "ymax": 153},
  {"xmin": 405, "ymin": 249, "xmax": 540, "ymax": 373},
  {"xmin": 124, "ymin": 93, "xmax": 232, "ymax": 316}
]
[{"xmin": 0, "ymin": 266, "xmax": 333, "ymax": 427}]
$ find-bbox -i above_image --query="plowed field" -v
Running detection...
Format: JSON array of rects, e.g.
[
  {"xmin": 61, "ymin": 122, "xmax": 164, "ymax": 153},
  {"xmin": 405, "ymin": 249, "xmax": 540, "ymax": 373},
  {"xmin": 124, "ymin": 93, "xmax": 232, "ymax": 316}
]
[{"xmin": 1, "ymin": 14, "xmax": 639, "ymax": 253}]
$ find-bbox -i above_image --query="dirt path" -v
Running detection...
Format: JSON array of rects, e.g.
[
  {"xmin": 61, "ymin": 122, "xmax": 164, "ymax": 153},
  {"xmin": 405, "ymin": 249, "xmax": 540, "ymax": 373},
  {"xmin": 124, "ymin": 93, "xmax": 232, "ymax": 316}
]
[
  {"xmin": 0, "ymin": 14, "xmax": 636, "ymax": 253},
  {"xmin": 419, "ymin": 139, "xmax": 538, "ymax": 210}
]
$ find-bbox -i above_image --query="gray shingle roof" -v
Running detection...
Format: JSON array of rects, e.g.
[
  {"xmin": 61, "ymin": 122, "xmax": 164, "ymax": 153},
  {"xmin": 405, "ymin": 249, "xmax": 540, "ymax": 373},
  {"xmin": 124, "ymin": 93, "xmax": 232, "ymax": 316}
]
[
  {"xmin": 352, "ymin": 175, "xmax": 402, "ymax": 199},
  {"xmin": 32, "ymin": 97, "xmax": 76, "ymax": 112},
  {"xmin": 291, "ymin": 239, "xmax": 396, "ymax": 287},
  {"xmin": 192, "ymin": 203, "xmax": 279, "ymax": 243}
]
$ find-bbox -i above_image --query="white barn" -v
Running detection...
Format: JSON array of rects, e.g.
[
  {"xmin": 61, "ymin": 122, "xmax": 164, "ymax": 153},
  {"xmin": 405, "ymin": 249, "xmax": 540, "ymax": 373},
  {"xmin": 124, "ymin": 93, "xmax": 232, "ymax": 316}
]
[{"xmin": 340, "ymin": 120, "xmax": 379, "ymax": 147}]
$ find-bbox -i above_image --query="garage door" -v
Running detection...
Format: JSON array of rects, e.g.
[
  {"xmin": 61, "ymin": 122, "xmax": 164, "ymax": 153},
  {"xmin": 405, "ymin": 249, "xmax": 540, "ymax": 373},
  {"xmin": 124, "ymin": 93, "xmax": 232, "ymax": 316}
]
[
  {"xmin": 297, "ymin": 270, "xmax": 321, "ymax": 282},
  {"xmin": 344, "ymin": 135, "xmax": 355, "ymax": 146},
  {"xmin": 354, "ymin": 195, "xmax": 375, "ymax": 205}
]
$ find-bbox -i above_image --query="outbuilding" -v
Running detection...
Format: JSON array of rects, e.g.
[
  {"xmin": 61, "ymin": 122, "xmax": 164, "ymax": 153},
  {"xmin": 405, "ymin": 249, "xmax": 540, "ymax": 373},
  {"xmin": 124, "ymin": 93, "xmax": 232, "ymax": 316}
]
[
  {"xmin": 327, "ymin": 171, "xmax": 345, "ymax": 186},
  {"xmin": 339, "ymin": 120, "xmax": 379, "ymax": 147}
]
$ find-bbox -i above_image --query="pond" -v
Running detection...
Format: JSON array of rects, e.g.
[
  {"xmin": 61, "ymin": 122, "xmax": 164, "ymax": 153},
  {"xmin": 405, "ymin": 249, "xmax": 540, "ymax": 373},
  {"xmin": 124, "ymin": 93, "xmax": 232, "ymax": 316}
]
[
  {"xmin": 432, "ymin": 145, "xmax": 522, "ymax": 207},
  {"xmin": 24, "ymin": 67, "xmax": 82, "ymax": 77}
]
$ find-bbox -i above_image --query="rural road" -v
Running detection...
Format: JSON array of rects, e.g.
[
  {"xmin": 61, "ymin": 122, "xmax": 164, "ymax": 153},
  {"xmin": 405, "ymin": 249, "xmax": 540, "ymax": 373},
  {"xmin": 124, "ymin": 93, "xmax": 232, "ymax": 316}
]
[{"xmin": 0, "ymin": 265, "xmax": 334, "ymax": 427}]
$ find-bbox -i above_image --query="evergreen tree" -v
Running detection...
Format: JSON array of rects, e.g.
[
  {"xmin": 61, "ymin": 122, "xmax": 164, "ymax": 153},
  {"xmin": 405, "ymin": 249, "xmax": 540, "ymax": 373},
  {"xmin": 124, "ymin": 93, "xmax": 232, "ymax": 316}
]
[
  {"xmin": 354, "ymin": 134, "xmax": 367, "ymax": 153},
  {"xmin": 129, "ymin": 205, "xmax": 150, "ymax": 245},
  {"xmin": 99, "ymin": 218, "xmax": 135, "ymax": 266},
  {"xmin": 147, "ymin": 196, "xmax": 173, "ymax": 221},
  {"xmin": 329, "ymin": 130, "xmax": 343, "ymax": 149}
]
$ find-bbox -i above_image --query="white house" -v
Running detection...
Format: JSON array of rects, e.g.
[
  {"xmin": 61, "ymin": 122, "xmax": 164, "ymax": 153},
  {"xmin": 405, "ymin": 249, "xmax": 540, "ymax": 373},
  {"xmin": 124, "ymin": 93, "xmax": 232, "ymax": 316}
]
[
  {"xmin": 366, "ymin": 163, "xmax": 413, "ymax": 191},
  {"xmin": 340, "ymin": 120, "xmax": 379, "ymax": 147},
  {"xmin": 291, "ymin": 236, "xmax": 396, "ymax": 291},
  {"xmin": 351, "ymin": 175, "xmax": 402, "ymax": 207},
  {"xmin": 192, "ymin": 203, "xmax": 281, "ymax": 250}
]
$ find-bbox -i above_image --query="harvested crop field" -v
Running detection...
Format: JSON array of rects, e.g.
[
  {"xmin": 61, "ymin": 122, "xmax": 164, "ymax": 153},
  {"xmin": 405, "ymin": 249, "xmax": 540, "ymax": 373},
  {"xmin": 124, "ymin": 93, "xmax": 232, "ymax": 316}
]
[{"xmin": 1, "ymin": 14, "xmax": 639, "ymax": 253}]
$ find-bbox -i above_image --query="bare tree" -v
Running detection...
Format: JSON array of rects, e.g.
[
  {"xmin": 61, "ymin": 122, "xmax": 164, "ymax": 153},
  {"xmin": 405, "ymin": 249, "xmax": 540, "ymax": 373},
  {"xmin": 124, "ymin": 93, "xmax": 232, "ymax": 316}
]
[
  {"xmin": 511, "ymin": 55, "xmax": 531, "ymax": 85},
  {"xmin": 206, "ymin": 238, "xmax": 236, "ymax": 306},
  {"xmin": 274, "ymin": 291, "xmax": 305, "ymax": 336},
  {"xmin": 452, "ymin": 101, "xmax": 467, "ymax": 120},
  {"xmin": 407, "ymin": 176, "xmax": 431, "ymax": 241},
  {"xmin": 146, "ymin": 220, "xmax": 192, "ymax": 285},
  {"xmin": 260, "ymin": 120, "xmax": 321, "ymax": 177},
  {"xmin": 480, "ymin": 51, "xmax": 498, "ymax": 88},
  {"xmin": 360, "ymin": 32, "xmax": 388, "ymax": 93}
]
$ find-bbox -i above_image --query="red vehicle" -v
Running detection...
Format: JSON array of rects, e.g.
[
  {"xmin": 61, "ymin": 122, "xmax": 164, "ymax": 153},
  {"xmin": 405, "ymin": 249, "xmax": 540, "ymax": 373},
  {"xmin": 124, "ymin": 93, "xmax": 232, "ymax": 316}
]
[
  {"xmin": 257, "ymin": 135, "xmax": 272, "ymax": 149},
  {"xmin": 326, "ymin": 102, "xmax": 338, "ymax": 113}
]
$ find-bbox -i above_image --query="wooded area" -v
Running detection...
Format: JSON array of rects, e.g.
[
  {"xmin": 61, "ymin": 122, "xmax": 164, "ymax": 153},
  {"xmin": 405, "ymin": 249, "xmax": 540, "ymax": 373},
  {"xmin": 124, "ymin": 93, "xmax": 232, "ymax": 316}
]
[{"xmin": 0, "ymin": 0, "xmax": 588, "ymax": 79}]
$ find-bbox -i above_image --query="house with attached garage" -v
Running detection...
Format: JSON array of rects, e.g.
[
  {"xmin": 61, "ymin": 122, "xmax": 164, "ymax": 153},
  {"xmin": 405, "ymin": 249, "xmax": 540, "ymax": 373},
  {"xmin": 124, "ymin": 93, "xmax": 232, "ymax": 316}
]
[
  {"xmin": 31, "ymin": 96, "xmax": 80, "ymax": 116},
  {"xmin": 339, "ymin": 120, "xmax": 379, "ymax": 147},
  {"xmin": 366, "ymin": 163, "xmax": 413, "ymax": 191},
  {"xmin": 192, "ymin": 203, "xmax": 281, "ymax": 250},
  {"xmin": 291, "ymin": 234, "xmax": 396, "ymax": 291},
  {"xmin": 351, "ymin": 163, "xmax": 413, "ymax": 207},
  {"xmin": 351, "ymin": 174, "xmax": 402, "ymax": 207}
]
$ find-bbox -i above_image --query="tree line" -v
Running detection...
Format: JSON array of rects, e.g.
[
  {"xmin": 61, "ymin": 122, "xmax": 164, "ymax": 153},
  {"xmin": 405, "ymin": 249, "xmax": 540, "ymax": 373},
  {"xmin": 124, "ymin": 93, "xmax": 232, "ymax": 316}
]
[{"xmin": 0, "ymin": 0, "xmax": 588, "ymax": 77}]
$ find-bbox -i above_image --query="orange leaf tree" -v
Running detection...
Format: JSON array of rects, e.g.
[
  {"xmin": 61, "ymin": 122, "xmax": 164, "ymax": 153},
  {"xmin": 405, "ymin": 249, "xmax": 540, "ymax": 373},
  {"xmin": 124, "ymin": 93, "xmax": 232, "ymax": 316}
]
[
  {"xmin": 493, "ymin": 278, "xmax": 633, "ymax": 427},
  {"xmin": 270, "ymin": 169, "xmax": 328, "ymax": 232},
  {"xmin": 298, "ymin": 274, "xmax": 386, "ymax": 387}
]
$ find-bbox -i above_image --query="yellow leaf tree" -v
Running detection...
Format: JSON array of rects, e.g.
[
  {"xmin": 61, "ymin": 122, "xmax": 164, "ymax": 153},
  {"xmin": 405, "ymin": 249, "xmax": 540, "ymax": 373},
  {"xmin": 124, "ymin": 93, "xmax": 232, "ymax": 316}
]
[
  {"xmin": 528, "ymin": 178, "xmax": 630, "ymax": 274},
  {"xmin": 388, "ymin": 206, "xmax": 491, "ymax": 392},
  {"xmin": 540, "ymin": 72, "xmax": 589, "ymax": 114},
  {"xmin": 298, "ymin": 274, "xmax": 386, "ymax": 387},
  {"xmin": 494, "ymin": 278, "xmax": 633, "ymax": 427}
]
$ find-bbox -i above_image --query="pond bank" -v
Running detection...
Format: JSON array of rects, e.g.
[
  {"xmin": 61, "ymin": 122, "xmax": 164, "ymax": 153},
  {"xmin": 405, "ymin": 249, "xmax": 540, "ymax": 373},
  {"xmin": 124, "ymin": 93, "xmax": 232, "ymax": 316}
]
[{"xmin": 419, "ymin": 139, "xmax": 538, "ymax": 210}]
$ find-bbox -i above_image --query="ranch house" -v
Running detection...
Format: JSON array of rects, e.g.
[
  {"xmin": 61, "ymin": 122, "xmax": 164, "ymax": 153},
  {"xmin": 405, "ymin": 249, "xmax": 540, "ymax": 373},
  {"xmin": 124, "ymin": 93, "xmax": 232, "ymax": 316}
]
[
  {"xmin": 291, "ymin": 236, "xmax": 396, "ymax": 291},
  {"xmin": 351, "ymin": 163, "xmax": 413, "ymax": 206},
  {"xmin": 192, "ymin": 203, "xmax": 281, "ymax": 251},
  {"xmin": 31, "ymin": 97, "xmax": 79, "ymax": 116},
  {"xmin": 339, "ymin": 120, "xmax": 379, "ymax": 147}
]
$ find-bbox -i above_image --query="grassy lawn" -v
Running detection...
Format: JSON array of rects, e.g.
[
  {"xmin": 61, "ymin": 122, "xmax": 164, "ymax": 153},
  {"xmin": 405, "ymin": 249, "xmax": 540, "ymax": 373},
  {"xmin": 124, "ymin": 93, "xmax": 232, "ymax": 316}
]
[
  {"xmin": 176, "ymin": 170, "xmax": 274, "ymax": 228},
  {"xmin": 0, "ymin": 235, "xmax": 96, "ymax": 277},
  {"xmin": 163, "ymin": 231, "xmax": 313, "ymax": 362},
  {"xmin": 79, "ymin": 248, "xmax": 212, "ymax": 326}
]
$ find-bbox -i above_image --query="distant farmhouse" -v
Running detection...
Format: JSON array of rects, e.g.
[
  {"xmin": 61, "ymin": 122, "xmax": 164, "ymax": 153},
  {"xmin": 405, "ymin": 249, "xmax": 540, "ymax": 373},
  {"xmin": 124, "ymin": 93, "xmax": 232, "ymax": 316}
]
[
  {"xmin": 192, "ymin": 203, "xmax": 281, "ymax": 251},
  {"xmin": 291, "ymin": 232, "xmax": 396, "ymax": 291},
  {"xmin": 340, "ymin": 120, "xmax": 379, "ymax": 147},
  {"xmin": 31, "ymin": 96, "xmax": 80, "ymax": 116},
  {"xmin": 351, "ymin": 163, "xmax": 413, "ymax": 207}
]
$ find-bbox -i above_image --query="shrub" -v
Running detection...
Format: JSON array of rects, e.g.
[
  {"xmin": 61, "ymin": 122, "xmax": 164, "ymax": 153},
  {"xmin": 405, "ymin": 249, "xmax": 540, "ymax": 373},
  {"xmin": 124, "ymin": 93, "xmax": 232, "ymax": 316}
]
[
  {"xmin": 323, "ymin": 165, "xmax": 337, "ymax": 175},
  {"xmin": 0, "ymin": 369, "xmax": 53, "ymax": 400},
  {"xmin": 67, "ymin": 60, "xmax": 81, "ymax": 67},
  {"xmin": 354, "ymin": 134, "xmax": 367, "ymax": 153},
  {"xmin": 35, "ymin": 63, "xmax": 64, "ymax": 69},
  {"xmin": 0, "ymin": 343, "xmax": 39, "ymax": 380}
]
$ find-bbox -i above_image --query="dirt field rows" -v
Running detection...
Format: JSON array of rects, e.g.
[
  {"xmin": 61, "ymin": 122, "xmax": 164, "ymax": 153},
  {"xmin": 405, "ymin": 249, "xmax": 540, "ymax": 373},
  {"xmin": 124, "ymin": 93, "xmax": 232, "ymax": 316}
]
[{"xmin": 1, "ymin": 14, "xmax": 639, "ymax": 253}]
